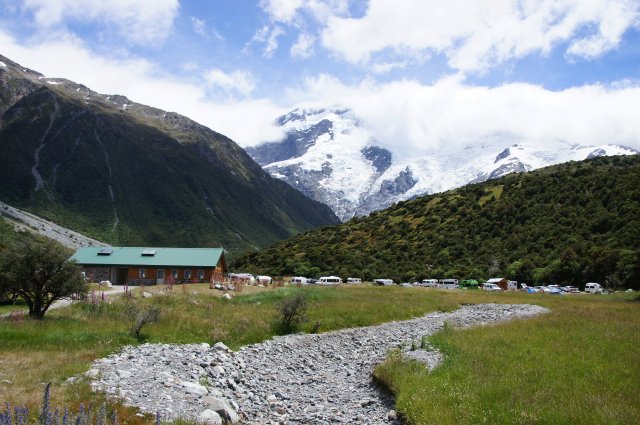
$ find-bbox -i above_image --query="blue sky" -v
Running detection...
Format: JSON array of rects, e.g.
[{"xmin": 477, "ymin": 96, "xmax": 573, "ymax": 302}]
[{"xmin": 1, "ymin": 0, "xmax": 640, "ymax": 152}]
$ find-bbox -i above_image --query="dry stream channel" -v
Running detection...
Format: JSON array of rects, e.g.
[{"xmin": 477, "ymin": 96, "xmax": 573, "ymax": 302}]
[{"xmin": 88, "ymin": 303, "xmax": 547, "ymax": 424}]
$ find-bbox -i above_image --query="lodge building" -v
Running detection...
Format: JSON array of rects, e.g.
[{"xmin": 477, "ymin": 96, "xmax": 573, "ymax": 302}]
[{"xmin": 70, "ymin": 247, "xmax": 227, "ymax": 285}]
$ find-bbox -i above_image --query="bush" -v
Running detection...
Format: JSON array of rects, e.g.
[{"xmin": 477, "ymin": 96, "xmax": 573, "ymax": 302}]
[
  {"xmin": 123, "ymin": 299, "xmax": 161, "ymax": 339},
  {"xmin": 275, "ymin": 294, "xmax": 308, "ymax": 334}
]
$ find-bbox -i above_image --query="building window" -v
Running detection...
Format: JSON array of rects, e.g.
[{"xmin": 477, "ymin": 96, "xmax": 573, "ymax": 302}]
[
  {"xmin": 138, "ymin": 268, "xmax": 146, "ymax": 278},
  {"xmin": 157, "ymin": 269, "xmax": 165, "ymax": 279},
  {"xmin": 171, "ymin": 269, "xmax": 178, "ymax": 279},
  {"xmin": 184, "ymin": 269, "xmax": 191, "ymax": 280},
  {"xmin": 197, "ymin": 270, "xmax": 205, "ymax": 280}
]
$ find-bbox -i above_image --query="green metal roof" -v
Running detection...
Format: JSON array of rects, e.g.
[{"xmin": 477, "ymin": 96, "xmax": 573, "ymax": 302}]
[{"xmin": 70, "ymin": 247, "xmax": 226, "ymax": 268}]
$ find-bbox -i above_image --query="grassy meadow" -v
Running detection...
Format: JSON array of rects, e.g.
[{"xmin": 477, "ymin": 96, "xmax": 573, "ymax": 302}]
[{"xmin": 0, "ymin": 284, "xmax": 638, "ymax": 424}]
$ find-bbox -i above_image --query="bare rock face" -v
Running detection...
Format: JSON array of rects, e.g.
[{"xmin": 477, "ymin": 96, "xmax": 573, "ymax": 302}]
[{"xmin": 88, "ymin": 303, "xmax": 547, "ymax": 424}]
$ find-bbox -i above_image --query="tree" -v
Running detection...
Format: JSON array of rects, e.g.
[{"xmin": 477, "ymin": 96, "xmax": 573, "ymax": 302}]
[{"xmin": 0, "ymin": 240, "xmax": 87, "ymax": 319}]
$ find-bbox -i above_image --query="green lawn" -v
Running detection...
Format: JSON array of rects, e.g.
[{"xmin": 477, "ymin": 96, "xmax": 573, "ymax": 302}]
[{"xmin": 1, "ymin": 285, "xmax": 638, "ymax": 425}]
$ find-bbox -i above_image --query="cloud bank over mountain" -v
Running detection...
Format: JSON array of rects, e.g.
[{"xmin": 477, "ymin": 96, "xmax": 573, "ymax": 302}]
[{"xmin": 1, "ymin": 0, "xmax": 639, "ymax": 153}]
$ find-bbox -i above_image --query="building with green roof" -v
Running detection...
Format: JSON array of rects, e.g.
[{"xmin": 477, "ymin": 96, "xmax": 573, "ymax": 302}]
[{"xmin": 70, "ymin": 247, "xmax": 227, "ymax": 285}]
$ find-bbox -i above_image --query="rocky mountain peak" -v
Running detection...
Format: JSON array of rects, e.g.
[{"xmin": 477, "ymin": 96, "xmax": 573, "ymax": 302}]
[{"xmin": 245, "ymin": 106, "xmax": 639, "ymax": 221}]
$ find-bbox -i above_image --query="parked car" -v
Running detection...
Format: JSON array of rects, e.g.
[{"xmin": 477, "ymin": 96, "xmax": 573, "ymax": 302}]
[
  {"xmin": 584, "ymin": 282, "xmax": 603, "ymax": 294},
  {"xmin": 560, "ymin": 286, "xmax": 580, "ymax": 294},
  {"xmin": 421, "ymin": 279, "xmax": 438, "ymax": 287},
  {"xmin": 482, "ymin": 283, "xmax": 502, "ymax": 291},
  {"xmin": 374, "ymin": 278, "xmax": 395, "ymax": 286},
  {"xmin": 399, "ymin": 282, "xmax": 413, "ymax": 287}
]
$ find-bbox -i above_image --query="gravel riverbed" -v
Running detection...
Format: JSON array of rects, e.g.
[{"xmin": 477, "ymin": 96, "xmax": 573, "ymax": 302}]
[{"xmin": 88, "ymin": 303, "xmax": 547, "ymax": 424}]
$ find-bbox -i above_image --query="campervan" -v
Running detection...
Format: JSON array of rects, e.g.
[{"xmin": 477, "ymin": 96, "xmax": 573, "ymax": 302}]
[
  {"xmin": 439, "ymin": 279, "xmax": 459, "ymax": 289},
  {"xmin": 421, "ymin": 279, "xmax": 438, "ymax": 287},
  {"xmin": 228, "ymin": 273, "xmax": 255, "ymax": 284},
  {"xmin": 347, "ymin": 277, "xmax": 362, "ymax": 284},
  {"xmin": 584, "ymin": 282, "xmax": 603, "ymax": 294},
  {"xmin": 256, "ymin": 275, "xmax": 272, "ymax": 285},
  {"xmin": 318, "ymin": 276, "xmax": 342, "ymax": 285},
  {"xmin": 291, "ymin": 276, "xmax": 308, "ymax": 285},
  {"xmin": 374, "ymin": 278, "xmax": 395, "ymax": 286}
]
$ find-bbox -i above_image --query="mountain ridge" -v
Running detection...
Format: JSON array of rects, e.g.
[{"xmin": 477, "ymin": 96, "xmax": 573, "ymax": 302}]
[{"xmin": 0, "ymin": 54, "xmax": 339, "ymax": 257}]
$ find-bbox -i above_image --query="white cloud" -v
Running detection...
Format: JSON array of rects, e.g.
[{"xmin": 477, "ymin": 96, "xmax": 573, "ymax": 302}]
[
  {"xmin": 285, "ymin": 74, "xmax": 640, "ymax": 156},
  {"xmin": 203, "ymin": 68, "xmax": 256, "ymax": 97},
  {"xmin": 290, "ymin": 32, "xmax": 315, "ymax": 58},
  {"xmin": 260, "ymin": 0, "xmax": 305, "ymax": 23},
  {"xmin": 370, "ymin": 60, "xmax": 408, "ymax": 74},
  {"xmin": 191, "ymin": 16, "xmax": 224, "ymax": 41},
  {"xmin": 191, "ymin": 17, "xmax": 207, "ymax": 37},
  {"xmin": 22, "ymin": 0, "xmax": 179, "ymax": 44},
  {"xmin": 260, "ymin": 0, "xmax": 350, "ymax": 24},
  {"xmin": 0, "ymin": 29, "xmax": 285, "ymax": 146},
  {"xmin": 250, "ymin": 24, "xmax": 285, "ymax": 57},
  {"xmin": 257, "ymin": 0, "xmax": 350, "ymax": 58},
  {"xmin": 319, "ymin": 0, "xmax": 640, "ymax": 72}
]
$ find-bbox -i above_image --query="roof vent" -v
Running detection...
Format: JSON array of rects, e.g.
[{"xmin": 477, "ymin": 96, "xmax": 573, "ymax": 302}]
[
  {"xmin": 141, "ymin": 249, "xmax": 157, "ymax": 256},
  {"xmin": 97, "ymin": 248, "xmax": 113, "ymax": 256}
]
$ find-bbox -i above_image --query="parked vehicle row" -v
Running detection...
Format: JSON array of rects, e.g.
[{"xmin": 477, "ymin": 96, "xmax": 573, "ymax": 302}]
[{"xmin": 229, "ymin": 272, "xmax": 605, "ymax": 294}]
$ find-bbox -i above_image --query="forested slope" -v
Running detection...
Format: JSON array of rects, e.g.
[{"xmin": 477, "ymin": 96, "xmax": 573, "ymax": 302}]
[{"xmin": 232, "ymin": 155, "xmax": 640, "ymax": 289}]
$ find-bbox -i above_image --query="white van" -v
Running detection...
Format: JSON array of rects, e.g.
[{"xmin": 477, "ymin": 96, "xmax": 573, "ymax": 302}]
[
  {"xmin": 256, "ymin": 275, "xmax": 272, "ymax": 285},
  {"xmin": 421, "ymin": 279, "xmax": 438, "ymax": 287},
  {"xmin": 347, "ymin": 277, "xmax": 362, "ymax": 284},
  {"xmin": 439, "ymin": 279, "xmax": 459, "ymax": 289},
  {"xmin": 374, "ymin": 278, "xmax": 395, "ymax": 286},
  {"xmin": 318, "ymin": 276, "xmax": 342, "ymax": 285},
  {"xmin": 584, "ymin": 282, "xmax": 603, "ymax": 294},
  {"xmin": 228, "ymin": 273, "xmax": 255, "ymax": 284},
  {"xmin": 291, "ymin": 276, "xmax": 308, "ymax": 285}
]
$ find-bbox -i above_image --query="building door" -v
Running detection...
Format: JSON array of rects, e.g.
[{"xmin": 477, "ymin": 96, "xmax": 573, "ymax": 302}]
[
  {"xmin": 157, "ymin": 269, "xmax": 165, "ymax": 285},
  {"xmin": 113, "ymin": 268, "xmax": 129, "ymax": 285}
]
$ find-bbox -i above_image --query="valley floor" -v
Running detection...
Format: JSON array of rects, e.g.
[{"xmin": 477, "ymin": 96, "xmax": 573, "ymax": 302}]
[{"xmin": 88, "ymin": 303, "xmax": 546, "ymax": 424}]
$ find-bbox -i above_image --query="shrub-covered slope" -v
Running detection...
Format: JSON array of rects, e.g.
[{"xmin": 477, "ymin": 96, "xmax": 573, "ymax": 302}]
[
  {"xmin": 232, "ymin": 155, "xmax": 640, "ymax": 289},
  {"xmin": 0, "ymin": 54, "xmax": 339, "ymax": 256}
]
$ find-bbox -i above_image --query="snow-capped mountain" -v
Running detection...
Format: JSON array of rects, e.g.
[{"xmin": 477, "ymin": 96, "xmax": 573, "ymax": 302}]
[{"xmin": 246, "ymin": 108, "xmax": 638, "ymax": 221}]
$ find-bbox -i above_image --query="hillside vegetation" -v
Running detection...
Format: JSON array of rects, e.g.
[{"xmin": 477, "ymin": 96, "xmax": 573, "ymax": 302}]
[{"xmin": 233, "ymin": 155, "xmax": 640, "ymax": 289}]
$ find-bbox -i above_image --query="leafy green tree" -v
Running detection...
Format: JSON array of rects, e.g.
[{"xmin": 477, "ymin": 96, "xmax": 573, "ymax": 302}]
[
  {"xmin": 614, "ymin": 250, "xmax": 640, "ymax": 290},
  {"xmin": 0, "ymin": 240, "xmax": 87, "ymax": 319}
]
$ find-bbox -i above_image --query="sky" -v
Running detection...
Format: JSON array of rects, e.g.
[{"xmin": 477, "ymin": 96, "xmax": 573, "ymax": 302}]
[{"xmin": 1, "ymin": 0, "xmax": 640, "ymax": 154}]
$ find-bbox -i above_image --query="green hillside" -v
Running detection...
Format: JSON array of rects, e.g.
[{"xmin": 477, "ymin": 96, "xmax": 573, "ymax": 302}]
[
  {"xmin": 232, "ymin": 155, "xmax": 640, "ymax": 289},
  {"xmin": 0, "ymin": 55, "xmax": 339, "ymax": 257}
]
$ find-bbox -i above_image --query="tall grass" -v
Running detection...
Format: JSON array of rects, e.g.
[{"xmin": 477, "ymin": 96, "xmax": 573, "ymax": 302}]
[
  {"xmin": 2, "ymin": 285, "xmax": 638, "ymax": 424},
  {"xmin": 374, "ymin": 293, "xmax": 640, "ymax": 424}
]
